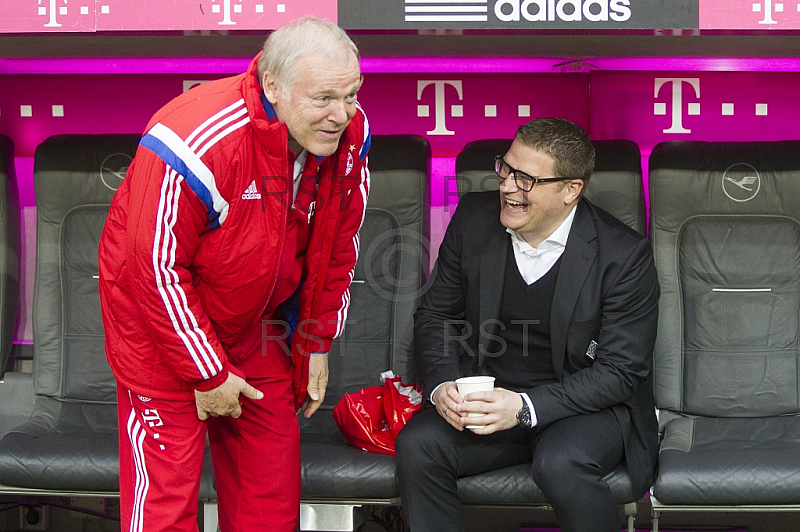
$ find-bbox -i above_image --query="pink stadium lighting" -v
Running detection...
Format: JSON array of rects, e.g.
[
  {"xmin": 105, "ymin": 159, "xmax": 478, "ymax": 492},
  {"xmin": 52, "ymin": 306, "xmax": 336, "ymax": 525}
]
[{"xmin": 4, "ymin": 57, "xmax": 800, "ymax": 75}]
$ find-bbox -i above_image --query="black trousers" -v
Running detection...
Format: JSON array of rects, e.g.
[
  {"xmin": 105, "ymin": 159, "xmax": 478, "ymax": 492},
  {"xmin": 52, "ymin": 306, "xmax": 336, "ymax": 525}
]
[{"xmin": 395, "ymin": 407, "xmax": 625, "ymax": 532}]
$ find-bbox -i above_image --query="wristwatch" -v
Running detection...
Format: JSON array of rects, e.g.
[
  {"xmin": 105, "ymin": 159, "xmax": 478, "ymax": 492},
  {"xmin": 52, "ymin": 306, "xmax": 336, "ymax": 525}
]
[{"xmin": 516, "ymin": 401, "xmax": 532, "ymax": 428}]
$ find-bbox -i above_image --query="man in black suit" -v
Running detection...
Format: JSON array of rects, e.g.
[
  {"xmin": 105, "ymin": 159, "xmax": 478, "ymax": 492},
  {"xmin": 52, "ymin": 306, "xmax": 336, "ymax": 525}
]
[{"xmin": 396, "ymin": 118, "xmax": 659, "ymax": 532}]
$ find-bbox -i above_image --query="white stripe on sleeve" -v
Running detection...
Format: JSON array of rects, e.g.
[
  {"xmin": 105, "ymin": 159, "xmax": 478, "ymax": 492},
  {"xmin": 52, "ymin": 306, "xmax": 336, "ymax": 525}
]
[{"xmin": 147, "ymin": 123, "xmax": 230, "ymax": 226}]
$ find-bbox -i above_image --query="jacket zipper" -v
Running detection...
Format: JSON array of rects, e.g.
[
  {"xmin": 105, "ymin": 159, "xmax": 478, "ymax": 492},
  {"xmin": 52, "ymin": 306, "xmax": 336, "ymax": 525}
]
[{"xmin": 236, "ymin": 128, "xmax": 291, "ymax": 359}]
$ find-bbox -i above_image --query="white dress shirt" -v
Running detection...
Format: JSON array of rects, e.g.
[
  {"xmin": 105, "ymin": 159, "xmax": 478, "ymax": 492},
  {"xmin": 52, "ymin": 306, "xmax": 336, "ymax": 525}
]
[
  {"xmin": 292, "ymin": 149, "xmax": 309, "ymax": 202},
  {"xmin": 507, "ymin": 204, "xmax": 576, "ymax": 285}
]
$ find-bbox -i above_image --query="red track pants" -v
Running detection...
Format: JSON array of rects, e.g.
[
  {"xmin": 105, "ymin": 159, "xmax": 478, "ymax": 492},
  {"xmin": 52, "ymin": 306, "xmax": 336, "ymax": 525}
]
[{"xmin": 117, "ymin": 351, "xmax": 300, "ymax": 532}]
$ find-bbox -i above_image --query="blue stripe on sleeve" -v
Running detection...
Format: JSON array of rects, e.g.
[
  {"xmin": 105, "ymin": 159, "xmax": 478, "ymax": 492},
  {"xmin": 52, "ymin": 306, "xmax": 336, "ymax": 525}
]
[
  {"xmin": 359, "ymin": 129, "xmax": 371, "ymax": 161},
  {"xmin": 139, "ymin": 133, "xmax": 221, "ymax": 227}
]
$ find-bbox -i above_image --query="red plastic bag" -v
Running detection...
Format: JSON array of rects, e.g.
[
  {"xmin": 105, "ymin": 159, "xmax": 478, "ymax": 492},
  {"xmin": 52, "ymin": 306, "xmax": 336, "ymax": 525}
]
[{"xmin": 333, "ymin": 371, "xmax": 423, "ymax": 455}]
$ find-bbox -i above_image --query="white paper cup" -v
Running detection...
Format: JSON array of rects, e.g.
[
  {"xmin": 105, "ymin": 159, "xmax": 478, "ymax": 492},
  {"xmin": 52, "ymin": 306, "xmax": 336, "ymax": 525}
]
[{"xmin": 455, "ymin": 376, "xmax": 495, "ymax": 429}]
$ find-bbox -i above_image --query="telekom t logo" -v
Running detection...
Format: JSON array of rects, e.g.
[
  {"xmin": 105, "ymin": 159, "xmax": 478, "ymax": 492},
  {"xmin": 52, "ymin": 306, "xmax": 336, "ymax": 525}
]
[
  {"xmin": 654, "ymin": 78, "xmax": 700, "ymax": 134},
  {"xmin": 753, "ymin": 1, "xmax": 783, "ymax": 25},
  {"xmin": 212, "ymin": 0, "xmax": 243, "ymax": 25},
  {"xmin": 39, "ymin": 0, "xmax": 67, "ymax": 28},
  {"xmin": 142, "ymin": 409, "xmax": 164, "ymax": 428},
  {"xmin": 417, "ymin": 80, "xmax": 464, "ymax": 136}
]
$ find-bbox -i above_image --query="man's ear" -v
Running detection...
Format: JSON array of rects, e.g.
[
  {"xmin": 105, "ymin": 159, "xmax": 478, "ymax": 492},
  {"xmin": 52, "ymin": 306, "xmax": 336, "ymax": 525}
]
[
  {"xmin": 262, "ymin": 72, "xmax": 279, "ymax": 104},
  {"xmin": 564, "ymin": 179, "xmax": 584, "ymax": 204}
]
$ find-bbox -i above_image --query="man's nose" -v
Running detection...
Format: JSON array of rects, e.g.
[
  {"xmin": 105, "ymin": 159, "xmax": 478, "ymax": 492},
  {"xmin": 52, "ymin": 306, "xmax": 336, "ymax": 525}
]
[
  {"xmin": 329, "ymin": 100, "xmax": 349, "ymax": 124},
  {"xmin": 498, "ymin": 173, "xmax": 519, "ymax": 191}
]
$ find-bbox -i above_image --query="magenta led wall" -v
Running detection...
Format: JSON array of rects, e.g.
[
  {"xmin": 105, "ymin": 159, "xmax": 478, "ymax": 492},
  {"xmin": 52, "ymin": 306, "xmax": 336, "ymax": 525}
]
[
  {"xmin": 6, "ymin": 56, "xmax": 800, "ymax": 75},
  {"xmin": 3, "ymin": 0, "xmax": 800, "ymax": 32},
  {"xmin": 5, "ymin": 56, "xmax": 800, "ymax": 341},
  {"xmin": 7, "ymin": 56, "xmax": 800, "ymax": 161}
]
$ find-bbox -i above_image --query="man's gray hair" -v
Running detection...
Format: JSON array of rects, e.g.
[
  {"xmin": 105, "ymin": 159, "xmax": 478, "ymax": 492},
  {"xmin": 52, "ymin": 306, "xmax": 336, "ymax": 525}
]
[{"xmin": 257, "ymin": 16, "xmax": 360, "ymax": 96}]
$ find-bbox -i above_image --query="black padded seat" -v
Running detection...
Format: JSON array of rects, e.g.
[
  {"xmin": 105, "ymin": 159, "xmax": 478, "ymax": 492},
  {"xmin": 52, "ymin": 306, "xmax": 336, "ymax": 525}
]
[
  {"xmin": 0, "ymin": 372, "xmax": 36, "ymax": 439},
  {"xmin": 299, "ymin": 134, "xmax": 430, "ymax": 504},
  {"xmin": 458, "ymin": 463, "xmax": 634, "ymax": 506},
  {"xmin": 0, "ymin": 134, "xmax": 217, "ymax": 501},
  {"xmin": 301, "ymin": 440, "xmax": 398, "ymax": 500},
  {"xmin": 649, "ymin": 141, "xmax": 800, "ymax": 529},
  {"xmin": 0, "ymin": 402, "xmax": 119, "ymax": 491},
  {"xmin": 656, "ymin": 417, "xmax": 800, "ymax": 505},
  {"xmin": 0, "ymin": 135, "xmax": 136, "ymax": 491},
  {"xmin": 455, "ymin": 138, "xmax": 647, "ymax": 235}
]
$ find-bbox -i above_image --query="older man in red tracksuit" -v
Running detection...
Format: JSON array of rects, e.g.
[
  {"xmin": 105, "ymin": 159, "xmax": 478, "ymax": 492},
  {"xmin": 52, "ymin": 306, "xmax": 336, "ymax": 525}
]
[{"xmin": 98, "ymin": 17, "xmax": 370, "ymax": 531}]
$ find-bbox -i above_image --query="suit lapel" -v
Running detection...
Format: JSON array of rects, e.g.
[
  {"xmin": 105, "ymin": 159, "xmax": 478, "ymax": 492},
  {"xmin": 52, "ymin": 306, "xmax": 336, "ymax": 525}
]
[
  {"xmin": 478, "ymin": 213, "xmax": 509, "ymax": 369},
  {"xmin": 550, "ymin": 201, "xmax": 597, "ymax": 378}
]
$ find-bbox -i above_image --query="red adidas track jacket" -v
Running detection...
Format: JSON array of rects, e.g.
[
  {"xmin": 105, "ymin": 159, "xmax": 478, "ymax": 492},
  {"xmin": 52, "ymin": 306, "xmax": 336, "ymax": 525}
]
[{"xmin": 99, "ymin": 55, "xmax": 370, "ymax": 407}]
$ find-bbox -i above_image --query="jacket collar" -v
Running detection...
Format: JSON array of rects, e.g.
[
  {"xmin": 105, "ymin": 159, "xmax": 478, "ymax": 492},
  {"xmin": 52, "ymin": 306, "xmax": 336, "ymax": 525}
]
[
  {"xmin": 549, "ymin": 199, "xmax": 597, "ymax": 377},
  {"xmin": 478, "ymin": 198, "xmax": 509, "ymax": 365}
]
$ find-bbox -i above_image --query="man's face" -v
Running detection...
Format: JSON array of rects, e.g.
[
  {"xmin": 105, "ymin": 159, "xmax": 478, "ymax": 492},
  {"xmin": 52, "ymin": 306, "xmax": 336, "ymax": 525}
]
[
  {"xmin": 263, "ymin": 51, "xmax": 362, "ymax": 157},
  {"xmin": 498, "ymin": 140, "xmax": 583, "ymax": 247}
]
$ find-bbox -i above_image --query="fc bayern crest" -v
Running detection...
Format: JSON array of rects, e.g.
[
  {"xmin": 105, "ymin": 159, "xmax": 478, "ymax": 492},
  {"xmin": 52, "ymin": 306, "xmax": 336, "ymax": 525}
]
[{"xmin": 345, "ymin": 152, "xmax": 354, "ymax": 176}]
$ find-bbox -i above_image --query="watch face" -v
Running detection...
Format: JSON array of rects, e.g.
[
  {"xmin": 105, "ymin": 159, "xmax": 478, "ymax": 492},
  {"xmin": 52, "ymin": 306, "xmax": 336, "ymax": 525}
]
[{"xmin": 517, "ymin": 406, "xmax": 530, "ymax": 427}]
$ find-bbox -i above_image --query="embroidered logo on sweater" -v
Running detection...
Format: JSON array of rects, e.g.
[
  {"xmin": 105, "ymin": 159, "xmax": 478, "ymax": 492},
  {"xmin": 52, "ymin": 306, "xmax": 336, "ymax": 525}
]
[{"xmin": 241, "ymin": 180, "xmax": 262, "ymax": 200}]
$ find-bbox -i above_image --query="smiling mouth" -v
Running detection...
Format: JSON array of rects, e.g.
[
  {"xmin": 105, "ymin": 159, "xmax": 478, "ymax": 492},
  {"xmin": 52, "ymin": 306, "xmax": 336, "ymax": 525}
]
[{"xmin": 504, "ymin": 198, "xmax": 527, "ymax": 209}]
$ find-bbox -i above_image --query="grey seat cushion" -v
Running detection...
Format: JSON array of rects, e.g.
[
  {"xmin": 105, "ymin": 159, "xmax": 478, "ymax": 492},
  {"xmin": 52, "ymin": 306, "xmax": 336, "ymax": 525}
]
[
  {"xmin": 0, "ymin": 399, "xmax": 119, "ymax": 491},
  {"xmin": 0, "ymin": 134, "xmax": 217, "ymax": 498},
  {"xmin": 459, "ymin": 463, "xmax": 634, "ymax": 506},
  {"xmin": 655, "ymin": 416, "xmax": 800, "ymax": 505},
  {"xmin": 301, "ymin": 414, "xmax": 398, "ymax": 500}
]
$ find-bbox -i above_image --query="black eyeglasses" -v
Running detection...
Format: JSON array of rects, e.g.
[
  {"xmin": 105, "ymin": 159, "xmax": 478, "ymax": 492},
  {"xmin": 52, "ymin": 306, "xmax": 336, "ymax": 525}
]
[{"xmin": 494, "ymin": 155, "xmax": 576, "ymax": 192}]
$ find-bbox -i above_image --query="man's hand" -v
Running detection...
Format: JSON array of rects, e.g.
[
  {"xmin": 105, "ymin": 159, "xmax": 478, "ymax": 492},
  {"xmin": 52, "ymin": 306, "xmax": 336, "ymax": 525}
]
[
  {"xmin": 454, "ymin": 387, "xmax": 523, "ymax": 435},
  {"xmin": 301, "ymin": 352, "xmax": 329, "ymax": 418},
  {"xmin": 432, "ymin": 381, "xmax": 466, "ymax": 431},
  {"xmin": 195, "ymin": 372, "xmax": 264, "ymax": 421}
]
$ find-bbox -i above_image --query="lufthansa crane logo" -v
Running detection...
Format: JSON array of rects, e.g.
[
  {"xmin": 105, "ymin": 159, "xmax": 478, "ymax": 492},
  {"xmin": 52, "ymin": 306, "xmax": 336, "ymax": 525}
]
[
  {"xmin": 100, "ymin": 153, "xmax": 133, "ymax": 191},
  {"xmin": 722, "ymin": 163, "xmax": 761, "ymax": 203}
]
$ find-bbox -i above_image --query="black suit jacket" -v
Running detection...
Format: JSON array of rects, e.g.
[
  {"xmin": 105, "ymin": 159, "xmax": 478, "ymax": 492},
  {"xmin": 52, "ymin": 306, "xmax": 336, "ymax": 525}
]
[{"xmin": 414, "ymin": 191, "xmax": 660, "ymax": 497}]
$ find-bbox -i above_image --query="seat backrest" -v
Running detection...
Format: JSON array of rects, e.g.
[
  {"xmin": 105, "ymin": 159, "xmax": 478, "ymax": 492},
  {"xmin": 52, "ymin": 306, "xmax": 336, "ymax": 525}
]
[
  {"xmin": 32, "ymin": 134, "xmax": 430, "ymax": 407},
  {"xmin": 649, "ymin": 140, "xmax": 800, "ymax": 419},
  {"xmin": 322, "ymin": 134, "xmax": 430, "ymax": 407},
  {"xmin": 33, "ymin": 135, "xmax": 140, "ymax": 402},
  {"xmin": 455, "ymin": 139, "xmax": 646, "ymax": 235},
  {"xmin": 0, "ymin": 135, "xmax": 20, "ymax": 374}
]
